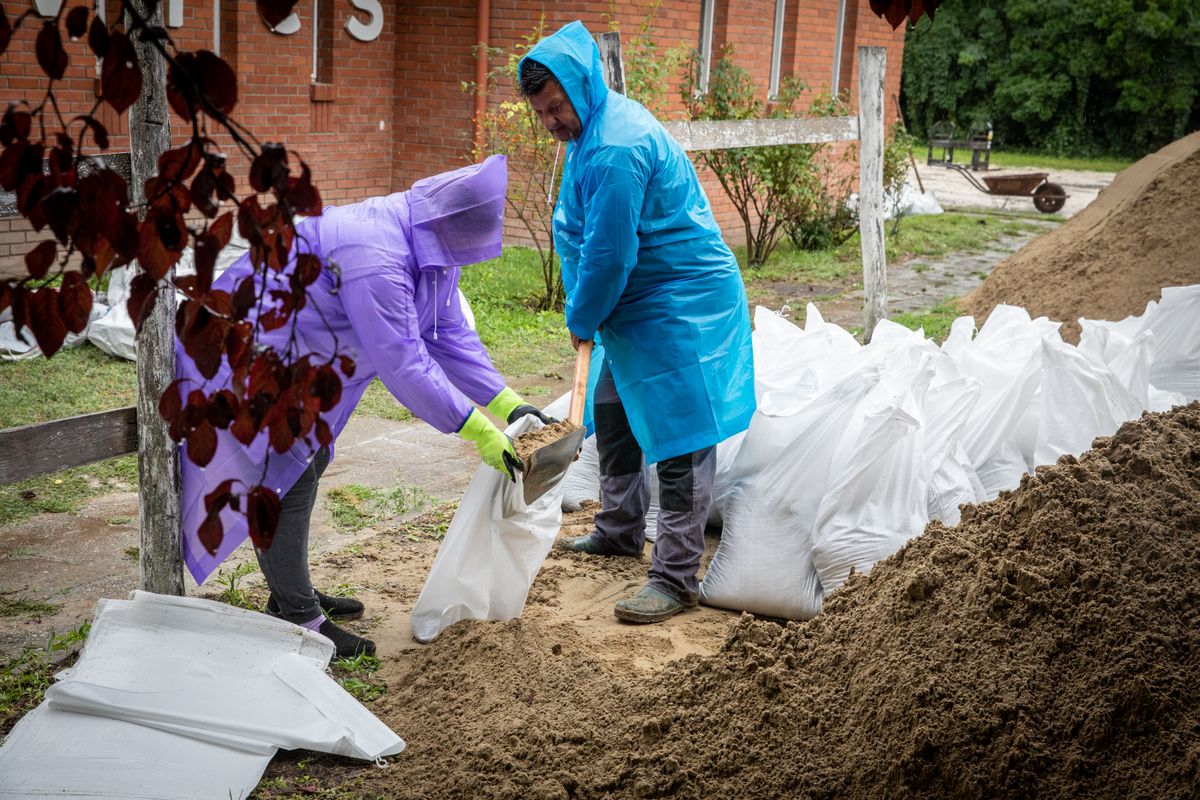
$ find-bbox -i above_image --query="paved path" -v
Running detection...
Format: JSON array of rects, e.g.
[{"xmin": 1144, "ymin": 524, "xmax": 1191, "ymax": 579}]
[{"xmin": 909, "ymin": 163, "xmax": 1114, "ymax": 218}]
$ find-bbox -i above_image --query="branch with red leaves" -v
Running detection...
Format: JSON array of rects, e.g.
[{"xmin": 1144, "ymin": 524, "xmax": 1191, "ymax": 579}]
[
  {"xmin": 0, "ymin": 0, "xmax": 352, "ymax": 554},
  {"xmin": 869, "ymin": 0, "xmax": 940, "ymax": 29}
]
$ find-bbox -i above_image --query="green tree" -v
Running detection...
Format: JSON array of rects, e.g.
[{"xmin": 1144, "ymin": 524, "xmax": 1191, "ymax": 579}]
[{"xmin": 901, "ymin": 1, "xmax": 1200, "ymax": 158}]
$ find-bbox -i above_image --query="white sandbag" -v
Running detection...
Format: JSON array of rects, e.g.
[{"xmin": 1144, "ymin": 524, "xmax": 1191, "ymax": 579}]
[
  {"xmin": 1140, "ymin": 285, "xmax": 1200, "ymax": 401},
  {"xmin": 810, "ymin": 355, "xmax": 933, "ymax": 593},
  {"xmin": 410, "ymin": 413, "xmax": 564, "ymax": 643},
  {"xmin": 700, "ymin": 375, "xmax": 875, "ymax": 619},
  {"xmin": 0, "ymin": 300, "xmax": 104, "ymax": 362},
  {"xmin": 928, "ymin": 443, "xmax": 984, "ymax": 526},
  {"xmin": 87, "ymin": 265, "xmax": 138, "ymax": 361},
  {"xmin": 1033, "ymin": 338, "xmax": 1143, "ymax": 465}
]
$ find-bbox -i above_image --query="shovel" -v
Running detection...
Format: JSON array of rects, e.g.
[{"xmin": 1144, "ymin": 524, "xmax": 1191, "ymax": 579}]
[{"xmin": 521, "ymin": 339, "xmax": 592, "ymax": 505}]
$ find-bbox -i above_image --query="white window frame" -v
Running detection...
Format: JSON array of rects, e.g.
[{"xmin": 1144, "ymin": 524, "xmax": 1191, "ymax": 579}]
[
  {"xmin": 697, "ymin": 0, "xmax": 716, "ymax": 95},
  {"xmin": 768, "ymin": 0, "xmax": 786, "ymax": 100}
]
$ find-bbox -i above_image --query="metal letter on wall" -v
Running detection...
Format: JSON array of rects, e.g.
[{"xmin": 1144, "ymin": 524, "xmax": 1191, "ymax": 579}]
[
  {"xmin": 346, "ymin": 0, "xmax": 383, "ymax": 42},
  {"xmin": 261, "ymin": 4, "xmax": 302, "ymax": 34}
]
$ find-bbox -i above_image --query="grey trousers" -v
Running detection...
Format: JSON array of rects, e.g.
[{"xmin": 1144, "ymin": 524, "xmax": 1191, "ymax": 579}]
[
  {"xmin": 255, "ymin": 447, "xmax": 330, "ymax": 624},
  {"xmin": 590, "ymin": 364, "xmax": 716, "ymax": 604}
]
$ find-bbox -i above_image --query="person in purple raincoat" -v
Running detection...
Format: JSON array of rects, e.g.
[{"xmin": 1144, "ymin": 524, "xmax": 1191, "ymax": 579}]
[{"xmin": 177, "ymin": 155, "xmax": 549, "ymax": 657}]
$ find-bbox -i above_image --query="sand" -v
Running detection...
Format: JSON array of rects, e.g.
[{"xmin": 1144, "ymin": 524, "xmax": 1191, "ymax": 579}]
[
  {"xmin": 962, "ymin": 131, "xmax": 1200, "ymax": 342},
  {"xmin": 257, "ymin": 403, "xmax": 1200, "ymax": 799}
]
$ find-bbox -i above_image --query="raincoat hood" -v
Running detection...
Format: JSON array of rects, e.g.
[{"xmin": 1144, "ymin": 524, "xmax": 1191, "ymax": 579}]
[
  {"xmin": 409, "ymin": 154, "xmax": 507, "ymax": 270},
  {"xmin": 520, "ymin": 20, "xmax": 608, "ymax": 137}
]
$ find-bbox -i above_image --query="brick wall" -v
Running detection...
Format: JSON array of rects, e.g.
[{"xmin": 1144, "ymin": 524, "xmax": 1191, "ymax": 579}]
[{"xmin": 0, "ymin": 1, "xmax": 904, "ymax": 278}]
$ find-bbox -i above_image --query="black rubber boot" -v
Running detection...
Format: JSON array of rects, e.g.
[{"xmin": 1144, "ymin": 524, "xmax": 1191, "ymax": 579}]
[
  {"xmin": 267, "ymin": 591, "xmax": 365, "ymax": 622},
  {"xmin": 318, "ymin": 619, "xmax": 376, "ymax": 659}
]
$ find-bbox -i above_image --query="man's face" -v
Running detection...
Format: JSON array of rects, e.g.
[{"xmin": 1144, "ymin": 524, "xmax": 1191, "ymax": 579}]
[{"xmin": 528, "ymin": 79, "xmax": 582, "ymax": 142}]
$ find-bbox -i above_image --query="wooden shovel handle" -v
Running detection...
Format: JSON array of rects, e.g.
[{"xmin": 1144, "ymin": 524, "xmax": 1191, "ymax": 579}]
[{"xmin": 568, "ymin": 339, "xmax": 593, "ymax": 426}]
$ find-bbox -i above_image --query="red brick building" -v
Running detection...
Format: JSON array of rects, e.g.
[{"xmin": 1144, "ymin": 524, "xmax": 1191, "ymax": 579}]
[{"xmin": 0, "ymin": 1, "xmax": 904, "ymax": 276}]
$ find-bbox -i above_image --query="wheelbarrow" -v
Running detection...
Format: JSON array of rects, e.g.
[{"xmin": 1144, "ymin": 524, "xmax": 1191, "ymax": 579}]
[{"xmin": 942, "ymin": 162, "xmax": 1068, "ymax": 213}]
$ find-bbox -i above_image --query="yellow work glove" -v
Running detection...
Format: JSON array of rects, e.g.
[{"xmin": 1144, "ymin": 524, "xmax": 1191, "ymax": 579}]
[
  {"xmin": 458, "ymin": 408, "xmax": 521, "ymax": 480},
  {"xmin": 487, "ymin": 387, "xmax": 555, "ymax": 426}
]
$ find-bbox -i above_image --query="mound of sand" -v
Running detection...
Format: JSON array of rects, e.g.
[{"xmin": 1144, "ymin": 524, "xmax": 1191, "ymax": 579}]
[
  {"xmin": 962, "ymin": 132, "xmax": 1200, "ymax": 342},
  {"xmin": 319, "ymin": 403, "xmax": 1200, "ymax": 799}
]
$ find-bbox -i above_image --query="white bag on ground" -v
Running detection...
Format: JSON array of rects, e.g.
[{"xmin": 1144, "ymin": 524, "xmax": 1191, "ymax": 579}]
[
  {"xmin": 560, "ymin": 434, "xmax": 600, "ymax": 513},
  {"xmin": 410, "ymin": 413, "xmax": 564, "ymax": 643}
]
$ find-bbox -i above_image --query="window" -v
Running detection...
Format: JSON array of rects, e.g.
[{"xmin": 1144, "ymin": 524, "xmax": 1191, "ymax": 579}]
[
  {"xmin": 312, "ymin": 0, "xmax": 334, "ymax": 84},
  {"xmin": 768, "ymin": 0, "xmax": 786, "ymax": 100},
  {"xmin": 696, "ymin": 0, "xmax": 716, "ymax": 95}
]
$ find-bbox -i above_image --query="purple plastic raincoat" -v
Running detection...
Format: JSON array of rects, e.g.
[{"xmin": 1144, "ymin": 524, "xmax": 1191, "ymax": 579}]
[{"xmin": 177, "ymin": 155, "xmax": 509, "ymax": 585}]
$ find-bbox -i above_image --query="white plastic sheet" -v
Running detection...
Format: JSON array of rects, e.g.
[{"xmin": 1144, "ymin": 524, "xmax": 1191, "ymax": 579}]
[{"xmin": 0, "ymin": 591, "xmax": 404, "ymax": 800}]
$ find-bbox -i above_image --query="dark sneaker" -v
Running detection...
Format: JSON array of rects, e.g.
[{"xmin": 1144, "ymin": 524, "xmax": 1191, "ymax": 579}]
[
  {"xmin": 267, "ymin": 590, "xmax": 364, "ymax": 622},
  {"xmin": 555, "ymin": 532, "xmax": 642, "ymax": 558},
  {"xmin": 318, "ymin": 619, "xmax": 376, "ymax": 659},
  {"xmin": 614, "ymin": 586, "xmax": 689, "ymax": 624}
]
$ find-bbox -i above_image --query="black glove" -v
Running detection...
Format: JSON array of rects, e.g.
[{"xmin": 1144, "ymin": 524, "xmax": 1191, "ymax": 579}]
[{"xmin": 507, "ymin": 404, "xmax": 556, "ymax": 426}]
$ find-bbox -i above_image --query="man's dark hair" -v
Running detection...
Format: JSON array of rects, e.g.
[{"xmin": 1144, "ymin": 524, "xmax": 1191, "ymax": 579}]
[{"xmin": 519, "ymin": 58, "xmax": 556, "ymax": 97}]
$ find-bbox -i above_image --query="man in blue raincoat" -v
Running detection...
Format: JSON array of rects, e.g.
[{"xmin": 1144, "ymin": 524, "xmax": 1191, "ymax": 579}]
[{"xmin": 520, "ymin": 21, "xmax": 755, "ymax": 624}]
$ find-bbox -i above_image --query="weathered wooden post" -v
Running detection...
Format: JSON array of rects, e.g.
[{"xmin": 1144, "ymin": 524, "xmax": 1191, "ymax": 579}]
[
  {"xmin": 596, "ymin": 31, "xmax": 626, "ymax": 96},
  {"xmin": 857, "ymin": 46, "xmax": 887, "ymax": 343},
  {"xmin": 127, "ymin": 0, "xmax": 184, "ymax": 595}
]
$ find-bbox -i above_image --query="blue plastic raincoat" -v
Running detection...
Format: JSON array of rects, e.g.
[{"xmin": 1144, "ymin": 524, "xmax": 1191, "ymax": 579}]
[
  {"xmin": 522, "ymin": 21, "xmax": 755, "ymax": 463},
  {"xmin": 177, "ymin": 156, "xmax": 510, "ymax": 585}
]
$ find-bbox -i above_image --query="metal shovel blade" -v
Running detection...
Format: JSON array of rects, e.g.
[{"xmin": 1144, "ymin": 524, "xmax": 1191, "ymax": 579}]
[{"xmin": 521, "ymin": 426, "xmax": 586, "ymax": 506}]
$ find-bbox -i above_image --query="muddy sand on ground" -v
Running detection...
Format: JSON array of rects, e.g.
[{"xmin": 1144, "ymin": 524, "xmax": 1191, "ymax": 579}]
[
  {"xmin": 963, "ymin": 131, "xmax": 1200, "ymax": 342},
  {"xmin": 260, "ymin": 403, "xmax": 1200, "ymax": 799}
]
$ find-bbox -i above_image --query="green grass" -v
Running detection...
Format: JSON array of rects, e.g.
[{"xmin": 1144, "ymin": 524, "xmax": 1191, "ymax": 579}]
[
  {"xmin": 0, "ymin": 343, "xmax": 135, "ymax": 428},
  {"xmin": 984, "ymin": 149, "xmax": 1133, "ymax": 174},
  {"xmin": 330, "ymin": 652, "xmax": 385, "ymax": 704},
  {"xmin": 740, "ymin": 211, "xmax": 1044, "ymax": 287},
  {"xmin": 0, "ymin": 597, "xmax": 61, "ymax": 617},
  {"xmin": 891, "ymin": 300, "xmax": 960, "ymax": 344},
  {"xmin": 325, "ymin": 484, "xmax": 432, "ymax": 532},
  {"xmin": 209, "ymin": 562, "xmax": 262, "ymax": 611},
  {"xmin": 352, "ymin": 379, "xmax": 414, "ymax": 422},
  {"xmin": 1, "ymin": 622, "xmax": 90, "ymax": 733},
  {"xmin": 382, "ymin": 500, "xmax": 458, "ymax": 542},
  {"xmin": 458, "ymin": 247, "xmax": 576, "ymax": 378},
  {"xmin": 0, "ymin": 454, "xmax": 138, "ymax": 526}
]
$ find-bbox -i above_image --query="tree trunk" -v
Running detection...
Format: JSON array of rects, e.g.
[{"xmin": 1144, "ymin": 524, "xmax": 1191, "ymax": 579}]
[{"xmin": 127, "ymin": 0, "xmax": 183, "ymax": 595}]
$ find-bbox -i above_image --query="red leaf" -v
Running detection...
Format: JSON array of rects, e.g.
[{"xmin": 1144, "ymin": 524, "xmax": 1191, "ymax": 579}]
[
  {"xmin": 58, "ymin": 271, "xmax": 92, "ymax": 333},
  {"xmin": 339, "ymin": 355, "xmax": 356, "ymax": 379},
  {"xmin": 207, "ymin": 389, "xmax": 239, "ymax": 429},
  {"xmin": 158, "ymin": 378, "xmax": 186, "ymax": 427},
  {"xmin": 197, "ymin": 511, "xmax": 224, "ymax": 555},
  {"xmin": 189, "ymin": 169, "xmax": 218, "ymax": 217},
  {"xmin": 315, "ymin": 417, "xmax": 332, "ymax": 447},
  {"xmin": 82, "ymin": 116, "xmax": 109, "ymax": 149},
  {"xmin": 157, "ymin": 142, "xmax": 202, "ymax": 185},
  {"xmin": 194, "ymin": 234, "xmax": 219, "ymax": 292},
  {"xmin": 137, "ymin": 212, "xmax": 186, "ymax": 280},
  {"xmin": 294, "ymin": 253, "xmax": 322, "ymax": 287},
  {"xmin": 259, "ymin": 309, "xmax": 287, "ymax": 332},
  {"xmin": 0, "ymin": 107, "xmax": 32, "ymax": 147},
  {"xmin": 42, "ymin": 186, "xmax": 79, "ymax": 244},
  {"xmin": 0, "ymin": 7, "xmax": 11, "ymax": 58},
  {"xmin": 101, "ymin": 32, "xmax": 142, "ymax": 114},
  {"xmin": 25, "ymin": 241, "xmax": 57, "ymax": 280},
  {"xmin": 314, "ymin": 365, "xmax": 342, "ymax": 412},
  {"xmin": 230, "ymin": 405, "xmax": 259, "ymax": 445},
  {"xmin": 113, "ymin": 210, "xmax": 140, "ymax": 265},
  {"xmin": 256, "ymin": 0, "xmax": 300, "ymax": 30},
  {"xmin": 87, "ymin": 14, "xmax": 110, "ymax": 58},
  {"xmin": 126, "ymin": 271, "xmax": 160, "ymax": 333},
  {"xmin": 246, "ymin": 484, "xmax": 282, "ymax": 550},
  {"xmin": 187, "ymin": 419, "xmax": 218, "ymax": 466},
  {"xmin": 66, "ymin": 6, "xmax": 89, "ymax": 39},
  {"xmin": 0, "ymin": 141, "xmax": 29, "ymax": 191},
  {"xmin": 226, "ymin": 320, "xmax": 252, "ymax": 372},
  {"xmin": 232, "ymin": 275, "xmax": 257, "ymax": 320},
  {"xmin": 210, "ymin": 211, "xmax": 233, "ymax": 249},
  {"xmin": 181, "ymin": 304, "xmax": 227, "ymax": 379},
  {"xmin": 249, "ymin": 144, "xmax": 288, "ymax": 194},
  {"xmin": 28, "ymin": 287, "xmax": 68, "ymax": 358},
  {"xmin": 194, "ymin": 51, "xmax": 238, "ymax": 116},
  {"xmin": 36, "ymin": 21, "xmax": 68, "ymax": 81},
  {"xmin": 0, "ymin": 282, "xmax": 11, "ymax": 315},
  {"xmin": 204, "ymin": 479, "xmax": 238, "ymax": 515},
  {"xmin": 284, "ymin": 162, "xmax": 321, "ymax": 216}
]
